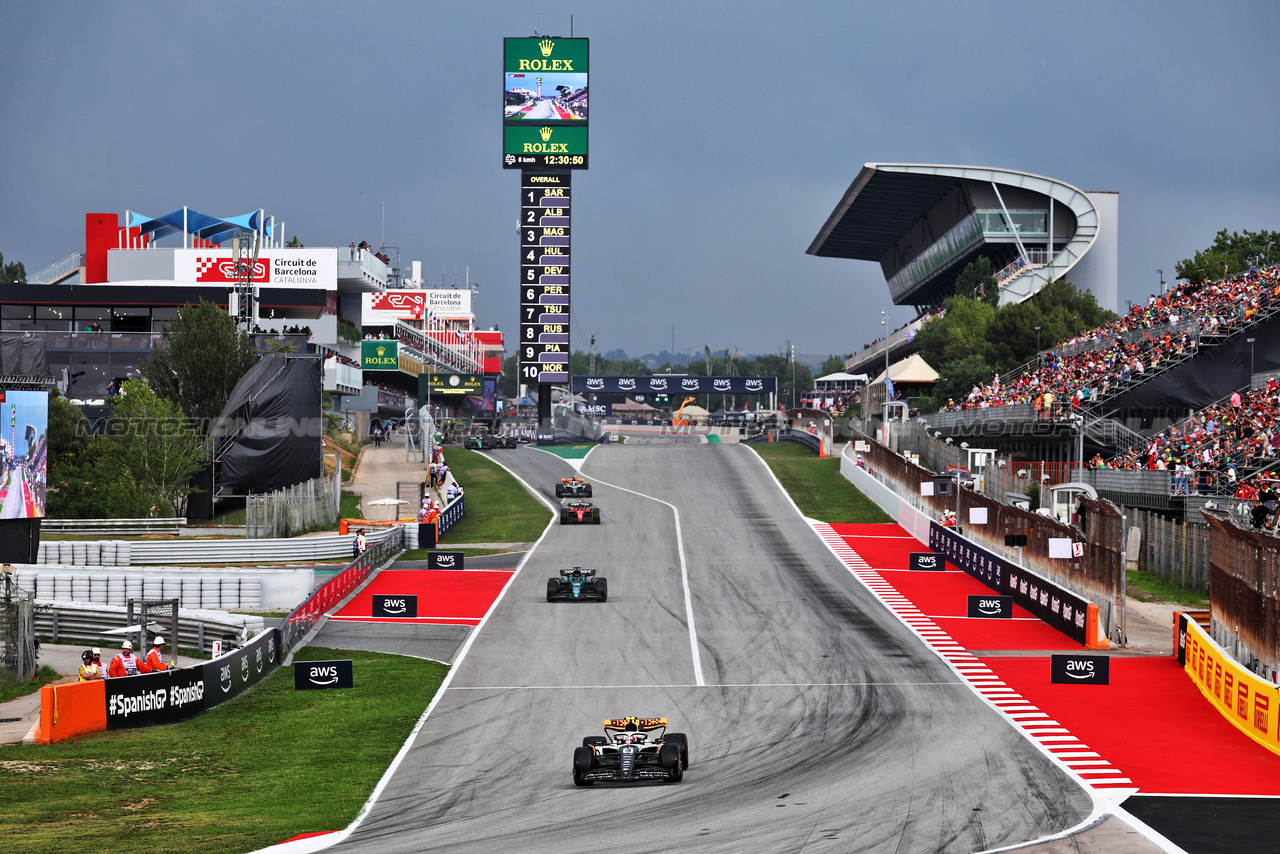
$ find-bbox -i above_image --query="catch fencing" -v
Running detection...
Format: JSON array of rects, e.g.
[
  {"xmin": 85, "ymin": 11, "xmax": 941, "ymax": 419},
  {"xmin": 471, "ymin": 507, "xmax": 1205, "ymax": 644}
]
[
  {"xmin": 1126, "ymin": 508, "xmax": 1212, "ymax": 593},
  {"xmin": 246, "ymin": 472, "xmax": 341, "ymax": 539},
  {"xmin": 1, "ymin": 573, "xmax": 37, "ymax": 681},
  {"xmin": 1202, "ymin": 510, "xmax": 1280, "ymax": 681}
]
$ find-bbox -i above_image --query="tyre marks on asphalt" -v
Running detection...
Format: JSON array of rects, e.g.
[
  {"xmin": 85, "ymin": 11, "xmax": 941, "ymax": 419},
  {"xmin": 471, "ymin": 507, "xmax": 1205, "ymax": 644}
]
[{"xmin": 812, "ymin": 522, "xmax": 1137, "ymax": 796}]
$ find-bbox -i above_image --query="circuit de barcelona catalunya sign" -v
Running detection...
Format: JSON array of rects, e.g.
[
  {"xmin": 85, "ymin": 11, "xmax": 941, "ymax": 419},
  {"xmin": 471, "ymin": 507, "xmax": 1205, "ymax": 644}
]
[{"xmin": 571, "ymin": 376, "xmax": 778, "ymax": 395}]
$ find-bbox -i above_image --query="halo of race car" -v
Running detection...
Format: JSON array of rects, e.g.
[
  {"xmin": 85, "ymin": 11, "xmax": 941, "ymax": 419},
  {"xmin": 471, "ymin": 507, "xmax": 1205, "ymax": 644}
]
[{"xmin": 573, "ymin": 717, "xmax": 689, "ymax": 785}]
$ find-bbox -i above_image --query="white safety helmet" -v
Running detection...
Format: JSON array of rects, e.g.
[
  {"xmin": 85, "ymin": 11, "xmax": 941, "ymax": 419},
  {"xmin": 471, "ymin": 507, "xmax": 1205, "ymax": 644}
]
[{"xmin": 153, "ymin": 636, "xmax": 164, "ymax": 646}]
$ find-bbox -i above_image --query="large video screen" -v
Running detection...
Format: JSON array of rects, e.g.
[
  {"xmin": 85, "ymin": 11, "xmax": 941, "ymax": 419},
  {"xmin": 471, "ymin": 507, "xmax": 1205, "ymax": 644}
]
[
  {"xmin": 0, "ymin": 390, "xmax": 48, "ymax": 519},
  {"xmin": 503, "ymin": 36, "xmax": 588, "ymax": 169}
]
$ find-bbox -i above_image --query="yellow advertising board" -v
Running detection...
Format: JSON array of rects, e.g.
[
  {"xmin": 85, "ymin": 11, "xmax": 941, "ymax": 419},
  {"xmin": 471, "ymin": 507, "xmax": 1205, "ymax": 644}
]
[{"xmin": 1178, "ymin": 614, "xmax": 1280, "ymax": 757}]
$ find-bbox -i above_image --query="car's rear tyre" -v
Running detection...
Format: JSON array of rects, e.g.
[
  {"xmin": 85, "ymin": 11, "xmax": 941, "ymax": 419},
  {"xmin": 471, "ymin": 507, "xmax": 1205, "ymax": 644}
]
[
  {"xmin": 547, "ymin": 579, "xmax": 559, "ymax": 602},
  {"xmin": 595, "ymin": 578, "xmax": 607, "ymax": 601},
  {"xmin": 664, "ymin": 733, "xmax": 689, "ymax": 768},
  {"xmin": 555, "ymin": 485, "xmax": 564, "ymax": 497},
  {"xmin": 559, "ymin": 511, "xmax": 568, "ymax": 525},
  {"xmin": 574, "ymin": 745, "xmax": 595, "ymax": 775},
  {"xmin": 584, "ymin": 486, "xmax": 593, "ymax": 497},
  {"xmin": 592, "ymin": 511, "xmax": 601, "ymax": 524},
  {"xmin": 583, "ymin": 736, "xmax": 608, "ymax": 748}
]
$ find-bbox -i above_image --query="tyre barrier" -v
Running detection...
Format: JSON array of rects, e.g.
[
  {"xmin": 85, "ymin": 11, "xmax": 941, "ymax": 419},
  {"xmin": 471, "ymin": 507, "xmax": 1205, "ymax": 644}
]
[{"xmin": 16, "ymin": 567, "xmax": 298, "ymax": 610}]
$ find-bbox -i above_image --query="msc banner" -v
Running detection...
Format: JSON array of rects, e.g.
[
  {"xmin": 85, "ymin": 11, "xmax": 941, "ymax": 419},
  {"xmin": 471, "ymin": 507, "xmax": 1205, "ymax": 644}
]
[{"xmin": 572, "ymin": 376, "xmax": 778, "ymax": 395}]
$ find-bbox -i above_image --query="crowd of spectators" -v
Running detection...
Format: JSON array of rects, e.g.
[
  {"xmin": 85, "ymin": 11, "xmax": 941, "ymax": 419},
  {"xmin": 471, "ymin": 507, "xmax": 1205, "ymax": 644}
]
[
  {"xmin": 939, "ymin": 265, "xmax": 1280, "ymax": 414},
  {"xmin": 351, "ymin": 241, "xmax": 391, "ymax": 265},
  {"xmin": 1102, "ymin": 378, "xmax": 1280, "ymax": 497},
  {"xmin": 253, "ymin": 324, "xmax": 312, "ymax": 337}
]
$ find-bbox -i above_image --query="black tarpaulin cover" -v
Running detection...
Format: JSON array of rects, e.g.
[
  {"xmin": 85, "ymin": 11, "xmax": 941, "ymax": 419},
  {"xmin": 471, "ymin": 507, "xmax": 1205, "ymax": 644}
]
[
  {"xmin": 214, "ymin": 355, "xmax": 322, "ymax": 492},
  {"xmin": 0, "ymin": 336, "xmax": 49, "ymax": 376}
]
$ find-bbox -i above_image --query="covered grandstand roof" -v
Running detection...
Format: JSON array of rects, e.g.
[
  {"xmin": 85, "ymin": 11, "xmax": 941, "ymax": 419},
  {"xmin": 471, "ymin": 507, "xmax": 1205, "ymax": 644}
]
[
  {"xmin": 807, "ymin": 163, "xmax": 1109, "ymax": 311},
  {"xmin": 807, "ymin": 166, "xmax": 959, "ymax": 262},
  {"xmin": 126, "ymin": 208, "xmax": 269, "ymax": 245}
]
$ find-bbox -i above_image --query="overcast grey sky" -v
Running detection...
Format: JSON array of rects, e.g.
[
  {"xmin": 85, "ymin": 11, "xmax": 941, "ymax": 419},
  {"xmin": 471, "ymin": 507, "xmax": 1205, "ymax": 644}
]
[{"xmin": 3, "ymin": 1, "xmax": 1278, "ymax": 361}]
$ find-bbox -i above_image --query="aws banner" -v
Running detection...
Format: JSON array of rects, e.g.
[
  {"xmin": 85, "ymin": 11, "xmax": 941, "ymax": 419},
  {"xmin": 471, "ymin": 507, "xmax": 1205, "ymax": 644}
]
[
  {"xmin": 572, "ymin": 376, "xmax": 777, "ymax": 395},
  {"xmin": 200, "ymin": 629, "xmax": 282, "ymax": 710}
]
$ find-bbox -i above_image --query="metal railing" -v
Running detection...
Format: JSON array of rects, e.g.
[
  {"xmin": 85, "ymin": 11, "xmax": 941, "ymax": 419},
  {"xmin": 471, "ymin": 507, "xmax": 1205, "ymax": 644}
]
[
  {"xmin": 26, "ymin": 252, "xmax": 84, "ymax": 284},
  {"xmin": 279, "ymin": 526, "xmax": 403, "ymax": 651}
]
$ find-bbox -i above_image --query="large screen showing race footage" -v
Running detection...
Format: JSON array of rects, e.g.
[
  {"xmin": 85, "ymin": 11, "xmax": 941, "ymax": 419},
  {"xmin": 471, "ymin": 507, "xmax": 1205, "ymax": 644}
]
[
  {"xmin": 503, "ymin": 36, "xmax": 588, "ymax": 169},
  {"xmin": 0, "ymin": 390, "xmax": 48, "ymax": 519}
]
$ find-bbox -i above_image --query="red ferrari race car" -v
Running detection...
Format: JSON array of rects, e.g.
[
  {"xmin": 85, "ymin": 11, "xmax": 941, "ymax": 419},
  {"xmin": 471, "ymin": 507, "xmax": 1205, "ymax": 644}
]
[{"xmin": 559, "ymin": 500, "xmax": 601, "ymax": 525}]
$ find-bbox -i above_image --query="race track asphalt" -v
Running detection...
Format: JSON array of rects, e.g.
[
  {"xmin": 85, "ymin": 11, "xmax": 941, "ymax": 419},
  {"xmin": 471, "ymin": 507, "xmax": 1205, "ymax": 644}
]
[{"xmin": 310, "ymin": 442, "xmax": 1095, "ymax": 853}]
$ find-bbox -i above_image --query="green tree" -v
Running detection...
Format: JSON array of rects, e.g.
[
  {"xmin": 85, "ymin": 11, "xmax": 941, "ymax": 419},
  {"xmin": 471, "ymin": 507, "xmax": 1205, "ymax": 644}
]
[
  {"xmin": 954, "ymin": 257, "xmax": 999, "ymax": 306},
  {"xmin": 45, "ymin": 394, "xmax": 151, "ymax": 518},
  {"xmin": 1175, "ymin": 228, "xmax": 1280, "ymax": 284},
  {"xmin": 140, "ymin": 300, "xmax": 258, "ymax": 430},
  {"xmin": 819, "ymin": 355, "xmax": 847, "ymax": 376},
  {"xmin": 286, "ymin": 235, "xmax": 304, "ymax": 248},
  {"xmin": 98, "ymin": 380, "xmax": 207, "ymax": 516},
  {"xmin": 0, "ymin": 252, "xmax": 26, "ymax": 284}
]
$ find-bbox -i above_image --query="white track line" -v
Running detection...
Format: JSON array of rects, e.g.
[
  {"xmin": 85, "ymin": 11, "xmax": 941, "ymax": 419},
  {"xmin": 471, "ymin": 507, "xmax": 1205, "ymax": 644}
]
[
  {"xmin": 577, "ymin": 467, "xmax": 705, "ymax": 687},
  {"xmin": 256, "ymin": 457, "xmax": 559, "ymax": 854},
  {"xmin": 810, "ymin": 522, "xmax": 1134, "ymax": 793}
]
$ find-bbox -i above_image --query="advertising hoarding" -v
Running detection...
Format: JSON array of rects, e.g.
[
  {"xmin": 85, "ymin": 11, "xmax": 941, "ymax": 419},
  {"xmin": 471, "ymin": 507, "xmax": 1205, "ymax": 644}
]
[
  {"xmin": 362, "ymin": 341, "xmax": 399, "ymax": 370},
  {"xmin": 571, "ymin": 376, "xmax": 778, "ymax": 395},
  {"xmin": 363, "ymin": 289, "xmax": 473, "ymax": 322},
  {"xmin": 173, "ymin": 248, "xmax": 336, "ymax": 289}
]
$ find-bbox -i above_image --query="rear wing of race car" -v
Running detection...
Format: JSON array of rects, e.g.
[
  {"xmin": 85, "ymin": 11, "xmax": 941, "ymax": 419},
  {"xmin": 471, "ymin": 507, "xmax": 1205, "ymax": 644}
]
[
  {"xmin": 560, "ymin": 568, "xmax": 597, "ymax": 578},
  {"xmin": 603, "ymin": 717, "xmax": 668, "ymax": 732}
]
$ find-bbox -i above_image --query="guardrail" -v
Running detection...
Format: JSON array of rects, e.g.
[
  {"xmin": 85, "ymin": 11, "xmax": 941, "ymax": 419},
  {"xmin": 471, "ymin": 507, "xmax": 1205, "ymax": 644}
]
[
  {"xmin": 33, "ymin": 600, "xmax": 264, "ymax": 657},
  {"xmin": 35, "ymin": 527, "xmax": 401, "ymax": 566},
  {"xmin": 279, "ymin": 527, "xmax": 403, "ymax": 651},
  {"xmin": 41, "ymin": 518, "xmax": 186, "ymax": 536}
]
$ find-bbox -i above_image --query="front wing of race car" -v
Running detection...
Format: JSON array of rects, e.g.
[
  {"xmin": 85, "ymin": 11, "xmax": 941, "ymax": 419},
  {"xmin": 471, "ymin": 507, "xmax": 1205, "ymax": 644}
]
[{"xmin": 573, "ymin": 743, "xmax": 681, "ymax": 784}]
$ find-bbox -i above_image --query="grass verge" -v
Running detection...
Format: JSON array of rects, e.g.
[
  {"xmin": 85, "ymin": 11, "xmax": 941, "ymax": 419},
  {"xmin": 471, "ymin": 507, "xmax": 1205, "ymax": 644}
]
[
  {"xmin": 749, "ymin": 442, "xmax": 892, "ymax": 524},
  {"xmin": 0, "ymin": 666, "xmax": 60, "ymax": 704},
  {"xmin": 436, "ymin": 448, "xmax": 550, "ymax": 545},
  {"xmin": 0, "ymin": 647, "xmax": 446, "ymax": 854},
  {"xmin": 1127, "ymin": 569, "xmax": 1209, "ymax": 609}
]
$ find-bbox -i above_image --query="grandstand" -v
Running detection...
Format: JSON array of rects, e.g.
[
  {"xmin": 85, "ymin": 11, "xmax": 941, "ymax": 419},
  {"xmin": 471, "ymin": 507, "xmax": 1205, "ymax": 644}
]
[{"xmin": 808, "ymin": 163, "xmax": 1117, "ymax": 376}]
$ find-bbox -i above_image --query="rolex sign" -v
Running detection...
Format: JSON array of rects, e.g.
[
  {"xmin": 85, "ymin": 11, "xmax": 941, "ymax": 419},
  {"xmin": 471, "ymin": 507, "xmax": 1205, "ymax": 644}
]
[{"xmin": 362, "ymin": 340, "xmax": 399, "ymax": 370}]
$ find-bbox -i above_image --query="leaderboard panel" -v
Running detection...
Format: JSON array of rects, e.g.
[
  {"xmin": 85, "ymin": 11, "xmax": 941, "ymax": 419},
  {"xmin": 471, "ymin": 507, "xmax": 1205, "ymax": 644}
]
[{"xmin": 519, "ymin": 171, "xmax": 571, "ymax": 384}]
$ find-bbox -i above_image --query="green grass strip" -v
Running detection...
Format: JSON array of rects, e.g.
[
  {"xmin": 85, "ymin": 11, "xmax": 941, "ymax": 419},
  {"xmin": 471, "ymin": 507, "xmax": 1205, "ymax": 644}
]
[
  {"xmin": 0, "ymin": 648, "xmax": 445, "ymax": 854},
  {"xmin": 749, "ymin": 441, "xmax": 892, "ymax": 524},
  {"xmin": 1127, "ymin": 569, "xmax": 1209, "ymax": 609},
  {"xmin": 437, "ymin": 448, "xmax": 550, "ymax": 545}
]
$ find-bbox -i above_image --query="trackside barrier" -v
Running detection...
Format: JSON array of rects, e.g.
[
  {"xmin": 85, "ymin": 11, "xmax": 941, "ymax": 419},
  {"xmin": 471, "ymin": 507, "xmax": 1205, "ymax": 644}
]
[
  {"xmin": 278, "ymin": 526, "xmax": 403, "ymax": 652},
  {"xmin": 32, "ymin": 628, "xmax": 282, "ymax": 744},
  {"xmin": 1177, "ymin": 613, "xmax": 1280, "ymax": 757},
  {"xmin": 30, "ymin": 531, "xmax": 404, "ymax": 744},
  {"xmin": 840, "ymin": 443, "xmax": 1107, "ymax": 649}
]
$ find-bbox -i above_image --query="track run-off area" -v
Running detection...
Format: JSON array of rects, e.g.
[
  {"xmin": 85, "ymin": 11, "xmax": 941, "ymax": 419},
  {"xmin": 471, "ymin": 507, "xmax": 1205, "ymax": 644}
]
[{"xmin": 267, "ymin": 440, "xmax": 1280, "ymax": 854}]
